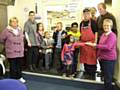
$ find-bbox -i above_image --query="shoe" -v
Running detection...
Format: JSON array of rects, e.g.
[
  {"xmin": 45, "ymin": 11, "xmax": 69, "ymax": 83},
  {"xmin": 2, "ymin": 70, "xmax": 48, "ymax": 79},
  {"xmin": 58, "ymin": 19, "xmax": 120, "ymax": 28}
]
[
  {"xmin": 28, "ymin": 65, "xmax": 34, "ymax": 72},
  {"xmin": 101, "ymin": 76, "xmax": 104, "ymax": 81},
  {"xmin": 19, "ymin": 77, "xmax": 26, "ymax": 83},
  {"xmin": 32, "ymin": 64, "xmax": 38, "ymax": 72},
  {"xmin": 62, "ymin": 73, "xmax": 66, "ymax": 79},
  {"xmin": 69, "ymin": 75, "xmax": 74, "ymax": 80}
]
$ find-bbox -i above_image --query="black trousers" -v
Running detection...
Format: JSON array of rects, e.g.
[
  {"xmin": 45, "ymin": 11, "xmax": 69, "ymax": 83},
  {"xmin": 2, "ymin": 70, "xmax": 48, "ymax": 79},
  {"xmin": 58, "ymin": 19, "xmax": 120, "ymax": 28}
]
[
  {"xmin": 72, "ymin": 48, "xmax": 79, "ymax": 74},
  {"xmin": 27, "ymin": 46, "xmax": 39, "ymax": 66},
  {"xmin": 8, "ymin": 57, "xmax": 23, "ymax": 79},
  {"xmin": 63, "ymin": 64, "xmax": 72, "ymax": 75},
  {"xmin": 84, "ymin": 63, "xmax": 97, "ymax": 76}
]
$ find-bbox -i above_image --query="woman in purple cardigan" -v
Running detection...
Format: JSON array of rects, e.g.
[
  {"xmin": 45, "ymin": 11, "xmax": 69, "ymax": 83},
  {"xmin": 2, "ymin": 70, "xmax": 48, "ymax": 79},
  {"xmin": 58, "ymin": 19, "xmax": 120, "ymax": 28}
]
[
  {"xmin": 86, "ymin": 19, "xmax": 117, "ymax": 90},
  {"xmin": 0, "ymin": 17, "xmax": 26, "ymax": 83}
]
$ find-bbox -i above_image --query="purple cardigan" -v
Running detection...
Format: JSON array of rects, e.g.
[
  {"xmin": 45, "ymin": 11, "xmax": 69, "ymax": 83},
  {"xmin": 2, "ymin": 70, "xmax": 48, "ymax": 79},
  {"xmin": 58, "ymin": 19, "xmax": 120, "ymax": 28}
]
[
  {"xmin": 97, "ymin": 32, "xmax": 117, "ymax": 60},
  {"xmin": 0, "ymin": 27, "xmax": 24, "ymax": 58}
]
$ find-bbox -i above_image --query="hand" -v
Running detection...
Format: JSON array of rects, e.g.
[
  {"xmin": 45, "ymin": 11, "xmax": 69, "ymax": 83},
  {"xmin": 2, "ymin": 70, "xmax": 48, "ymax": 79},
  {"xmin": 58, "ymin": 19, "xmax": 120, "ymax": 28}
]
[
  {"xmin": 85, "ymin": 42, "xmax": 96, "ymax": 46},
  {"xmin": 28, "ymin": 42, "xmax": 32, "ymax": 47},
  {"xmin": 48, "ymin": 45, "xmax": 53, "ymax": 48},
  {"xmin": 61, "ymin": 34, "xmax": 66, "ymax": 39}
]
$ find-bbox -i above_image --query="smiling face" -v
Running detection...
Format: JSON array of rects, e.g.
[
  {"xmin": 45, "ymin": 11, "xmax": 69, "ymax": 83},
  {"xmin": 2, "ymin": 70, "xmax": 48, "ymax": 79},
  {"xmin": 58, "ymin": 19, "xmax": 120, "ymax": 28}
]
[
  {"xmin": 97, "ymin": 3, "xmax": 106, "ymax": 15},
  {"xmin": 56, "ymin": 22, "xmax": 63, "ymax": 31},
  {"xmin": 9, "ymin": 17, "xmax": 18, "ymax": 29},
  {"xmin": 103, "ymin": 19, "xmax": 113, "ymax": 33},
  {"xmin": 71, "ymin": 24, "xmax": 78, "ymax": 33},
  {"xmin": 38, "ymin": 23, "xmax": 44, "ymax": 31},
  {"xmin": 44, "ymin": 31, "xmax": 50, "ymax": 39},
  {"xmin": 83, "ymin": 11, "xmax": 91, "ymax": 21}
]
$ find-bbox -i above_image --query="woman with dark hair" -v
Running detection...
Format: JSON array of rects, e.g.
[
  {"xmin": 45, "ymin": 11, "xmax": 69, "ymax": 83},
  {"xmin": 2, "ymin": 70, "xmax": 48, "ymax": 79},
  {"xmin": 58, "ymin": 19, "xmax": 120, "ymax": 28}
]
[{"xmin": 36, "ymin": 23, "xmax": 45, "ymax": 70}]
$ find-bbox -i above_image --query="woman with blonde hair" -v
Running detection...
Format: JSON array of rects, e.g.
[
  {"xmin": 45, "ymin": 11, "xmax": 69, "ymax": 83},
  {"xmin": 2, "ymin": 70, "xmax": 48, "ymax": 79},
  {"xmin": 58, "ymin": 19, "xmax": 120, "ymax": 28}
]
[{"xmin": 0, "ymin": 17, "xmax": 25, "ymax": 83}]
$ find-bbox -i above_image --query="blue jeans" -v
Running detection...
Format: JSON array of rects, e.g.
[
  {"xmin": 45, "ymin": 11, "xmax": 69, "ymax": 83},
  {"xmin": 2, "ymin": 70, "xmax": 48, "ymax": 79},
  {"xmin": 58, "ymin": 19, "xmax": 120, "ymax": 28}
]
[{"xmin": 101, "ymin": 59, "xmax": 116, "ymax": 90}]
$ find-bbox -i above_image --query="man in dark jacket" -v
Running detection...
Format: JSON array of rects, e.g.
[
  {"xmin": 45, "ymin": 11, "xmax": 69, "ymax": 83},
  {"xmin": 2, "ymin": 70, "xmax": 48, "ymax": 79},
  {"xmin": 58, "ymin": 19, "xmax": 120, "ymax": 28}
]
[{"xmin": 97, "ymin": 2, "xmax": 117, "ymax": 41}]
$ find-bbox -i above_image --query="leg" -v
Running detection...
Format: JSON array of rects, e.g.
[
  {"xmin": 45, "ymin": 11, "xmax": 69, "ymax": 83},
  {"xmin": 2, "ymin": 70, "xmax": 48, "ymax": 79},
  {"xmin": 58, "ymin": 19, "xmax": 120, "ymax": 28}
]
[
  {"xmin": 102, "ymin": 60, "xmax": 115, "ymax": 90},
  {"xmin": 16, "ymin": 57, "xmax": 23, "ymax": 79},
  {"xmin": 26, "ymin": 47, "xmax": 33, "ymax": 71},
  {"xmin": 32, "ymin": 47, "xmax": 39, "ymax": 70},
  {"xmin": 53, "ymin": 48, "xmax": 62, "ymax": 72},
  {"xmin": 87, "ymin": 64, "xmax": 96, "ymax": 80},
  {"xmin": 8, "ymin": 58, "xmax": 21, "ymax": 79},
  {"xmin": 45, "ymin": 53, "xmax": 49, "ymax": 70},
  {"xmin": 62, "ymin": 65, "xmax": 67, "ymax": 77},
  {"xmin": 99, "ymin": 60, "xmax": 104, "ymax": 81}
]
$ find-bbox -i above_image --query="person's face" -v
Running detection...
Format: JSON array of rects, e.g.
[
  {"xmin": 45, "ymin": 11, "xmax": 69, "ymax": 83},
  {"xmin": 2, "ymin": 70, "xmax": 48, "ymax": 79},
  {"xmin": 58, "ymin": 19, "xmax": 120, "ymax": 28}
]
[
  {"xmin": 10, "ymin": 19, "xmax": 18, "ymax": 28},
  {"xmin": 39, "ymin": 23, "xmax": 44, "ymax": 30},
  {"xmin": 83, "ymin": 12, "xmax": 91, "ymax": 21},
  {"xmin": 29, "ymin": 13, "xmax": 35, "ymax": 21},
  {"xmin": 103, "ymin": 21, "xmax": 112, "ymax": 33},
  {"xmin": 97, "ymin": 4, "xmax": 106, "ymax": 15},
  {"xmin": 71, "ymin": 25, "xmax": 78, "ymax": 32},
  {"xmin": 56, "ymin": 23, "xmax": 62, "ymax": 31},
  {"xmin": 70, "ymin": 36, "xmax": 74, "ymax": 43},
  {"xmin": 45, "ymin": 32, "xmax": 50, "ymax": 39}
]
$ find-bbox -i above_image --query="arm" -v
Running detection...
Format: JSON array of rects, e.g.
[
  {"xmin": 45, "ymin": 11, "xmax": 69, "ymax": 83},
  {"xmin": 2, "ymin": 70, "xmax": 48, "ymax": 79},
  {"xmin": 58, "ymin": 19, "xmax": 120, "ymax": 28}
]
[
  {"xmin": 25, "ymin": 32, "xmax": 31, "ymax": 47},
  {"xmin": 86, "ymin": 34, "xmax": 116, "ymax": 51},
  {"xmin": 74, "ymin": 42, "xmax": 85, "ymax": 47},
  {"xmin": 94, "ymin": 32, "xmax": 98, "ymax": 43},
  {"xmin": 111, "ymin": 14, "xmax": 117, "ymax": 35},
  {"xmin": 79, "ymin": 22, "xmax": 82, "ymax": 41},
  {"xmin": 24, "ymin": 23, "xmax": 31, "ymax": 47},
  {"xmin": 41, "ymin": 40, "xmax": 48, "ymax": 49},
  {"xmin": 91, "ymin": 19, "xmax": 98, "ymax": 43},
  {"xmin": 0, "ymin": 29, "xmax": 7, "ymax": 43},
  {"xmin": 96, "ymin": 35, "xmax": 116, "ymax": 51}
]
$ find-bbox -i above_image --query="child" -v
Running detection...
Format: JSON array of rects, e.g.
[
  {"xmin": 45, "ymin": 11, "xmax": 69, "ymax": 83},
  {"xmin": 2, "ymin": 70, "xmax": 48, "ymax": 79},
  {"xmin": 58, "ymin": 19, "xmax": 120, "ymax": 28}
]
[
  {"xmin": 41, "ymin": 31, "xmax": 54, "ymax": 71},
  {"xmin": 61, "ymin": 35, "xmax": 85, "ymax": 79}
]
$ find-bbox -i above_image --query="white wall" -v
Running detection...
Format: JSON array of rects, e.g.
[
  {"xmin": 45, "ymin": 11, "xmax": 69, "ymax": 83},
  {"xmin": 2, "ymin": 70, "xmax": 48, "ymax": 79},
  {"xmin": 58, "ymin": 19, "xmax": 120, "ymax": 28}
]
[{"xmin": 7, "ymin": 0, "xmax": 36, "ymax": 29}]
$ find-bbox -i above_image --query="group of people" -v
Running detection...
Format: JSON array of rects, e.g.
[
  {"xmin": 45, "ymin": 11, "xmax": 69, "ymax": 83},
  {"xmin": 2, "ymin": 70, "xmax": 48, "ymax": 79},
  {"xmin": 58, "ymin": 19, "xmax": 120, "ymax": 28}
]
[{"xmin": 0, "ymin": 2, "xmax": 117, "ymax": 90}]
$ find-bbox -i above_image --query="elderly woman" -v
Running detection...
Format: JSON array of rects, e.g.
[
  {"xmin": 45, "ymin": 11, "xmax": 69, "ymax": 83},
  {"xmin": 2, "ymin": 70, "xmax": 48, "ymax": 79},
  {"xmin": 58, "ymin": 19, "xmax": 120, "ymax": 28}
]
[
  {"xmin": 0, "ymin": 17, "xmax": 25, "ymax": 83},
  {"xmin": 86, "ymin": 19, "xmax": 117, "ymax": 90}
]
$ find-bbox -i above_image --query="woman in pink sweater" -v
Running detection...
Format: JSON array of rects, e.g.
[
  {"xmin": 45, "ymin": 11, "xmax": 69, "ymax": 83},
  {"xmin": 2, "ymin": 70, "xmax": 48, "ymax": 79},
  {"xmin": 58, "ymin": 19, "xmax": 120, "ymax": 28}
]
[{"xmin": 86, "ymin": 19, "xmax": 117, "ymax": 90}]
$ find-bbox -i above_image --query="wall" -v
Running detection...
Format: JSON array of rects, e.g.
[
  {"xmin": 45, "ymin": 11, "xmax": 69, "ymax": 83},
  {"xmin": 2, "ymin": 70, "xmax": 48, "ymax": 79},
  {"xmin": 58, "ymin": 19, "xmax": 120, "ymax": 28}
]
[
  {"xmin": 7, "ymin": 0, "xmax": 35, "ymax": 28},
  {"xmin": 0, "ymin": 0, "xmax": 8, "ymax": 52}
]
